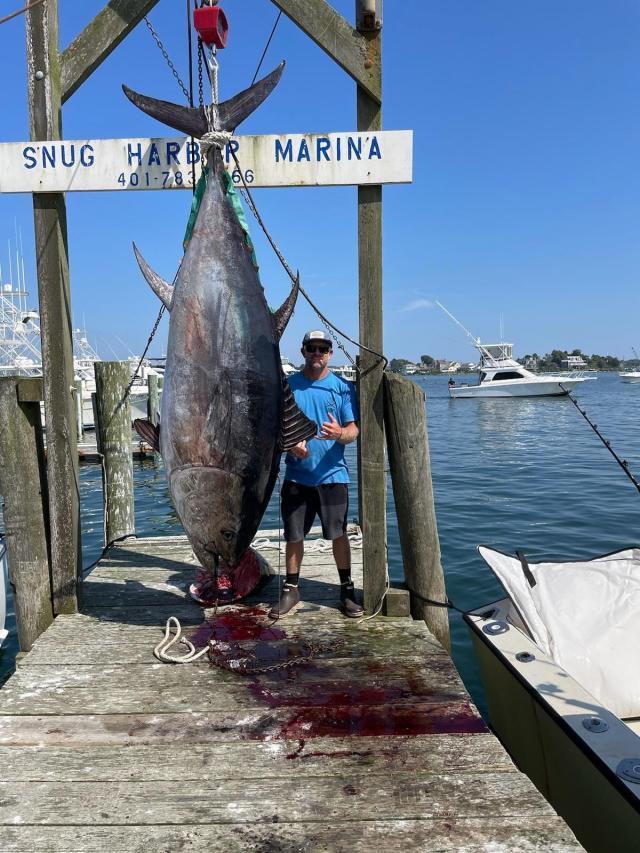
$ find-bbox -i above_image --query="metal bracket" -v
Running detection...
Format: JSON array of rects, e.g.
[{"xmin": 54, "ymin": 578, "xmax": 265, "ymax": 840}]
[
  {"xmin": 482, "ymin": 620, "xmax": 509, "ymax": 636},
  {"xmin": 617, "ymin": 759, "xmax": 640, "ymax": 784},
  {"xmin": 582, "ymin": 716, "xmax": 609, "ymax": 734}
]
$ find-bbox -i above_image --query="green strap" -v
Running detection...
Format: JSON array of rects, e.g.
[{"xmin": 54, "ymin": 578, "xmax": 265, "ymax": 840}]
[{"xmin": 182, "ymin": 167, "xmax": 259, "ymax": 276}]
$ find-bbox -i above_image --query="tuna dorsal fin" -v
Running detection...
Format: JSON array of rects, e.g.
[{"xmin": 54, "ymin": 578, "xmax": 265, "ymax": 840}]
[
  {"xmin": 272, "ymin": 272, "xmax": 300, "ymax": 341},
  {"xmin": 279, "ymin": 373, "xmax": 317, "ymax": 452},
  {"xmin": 134, "ymin": 418, "xmax": 160, "ymax": 452},
  {"xmin": 122, "ymin": 85, "xmax": 208, "ymax": 138},
  {"xmin": 218, "ymin": 62, "xmax": 285, "ymax": 131},
  {"xmin": 133, "ymin": 243, "xmax": 174, "ymax": 310}
]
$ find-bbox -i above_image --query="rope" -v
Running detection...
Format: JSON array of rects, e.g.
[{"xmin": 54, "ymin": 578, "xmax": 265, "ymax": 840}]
[
  {"xmin": 250, "ymin": 10, "xmax": 283, "ymax": 86},
  {"xmin": 560, "ymin": 384, "xmax": 640, "ymax": 494},
  {"xmin": 0, "ymin": 0, "xmax": 44, "ymax": 27},
  {"xmin": 154, "ymin": 616, "xmax": 210, "ymax": 663}
]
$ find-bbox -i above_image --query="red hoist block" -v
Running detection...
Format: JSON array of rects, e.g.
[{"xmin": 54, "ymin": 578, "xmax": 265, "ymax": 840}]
[{"xmin": 194, "ymin": 5, "xmax": 229, "ymax": 49}]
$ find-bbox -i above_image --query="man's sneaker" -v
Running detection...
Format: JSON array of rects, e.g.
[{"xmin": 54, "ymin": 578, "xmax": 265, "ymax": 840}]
[
  {"xmin": 340, "ymin": 581, "xmax": 364, "ymax": 618},
  {"xmin": 268, "ymin": 583, "xmax": 300, "ymax": 619}
]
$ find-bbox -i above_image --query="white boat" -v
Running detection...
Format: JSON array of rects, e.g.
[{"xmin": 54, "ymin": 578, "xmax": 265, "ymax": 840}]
[
  {"xmin": 437, "ymin": 303, "xmax": 588, "ymax": 398},
  {"xmin": 465, "ymin": 546, "xmax": 640, "ymax": 851},
  {"xmin": 619, "ymin": 371, "xmax": 640, "ymax": 383},
  {"xmin": 0, "ymin": 537, "xmax": 9, "ymax": 648},
  {"xmin": 332, "ymin": 364, "xmax": 357, "ymax": 382}
]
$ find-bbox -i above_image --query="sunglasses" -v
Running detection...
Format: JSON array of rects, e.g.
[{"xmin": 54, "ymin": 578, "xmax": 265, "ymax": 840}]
[{"xmin": 305, "ymin": 344, "xmax": 331, "ymax": 354}]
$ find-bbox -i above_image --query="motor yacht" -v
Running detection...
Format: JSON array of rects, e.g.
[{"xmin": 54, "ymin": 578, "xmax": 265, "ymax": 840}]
[{"xmin": 437, "ymin": 303, "xmax": 588, "ymax": 398}]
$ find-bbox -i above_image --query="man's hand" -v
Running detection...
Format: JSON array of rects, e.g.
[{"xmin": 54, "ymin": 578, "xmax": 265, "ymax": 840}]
[
  {"xmin": 289, "ymin": 440, "xmax": 310, "ymax": 459},
  {"xmin": 319, "ymin": 412, "xmax": 343, "ymax": 441}
]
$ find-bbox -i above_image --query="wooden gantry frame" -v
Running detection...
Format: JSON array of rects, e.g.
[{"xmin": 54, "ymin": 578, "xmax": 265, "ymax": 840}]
[{"xmin": 24, "ymin": 0, "xmax": 387, "ymax": 614}]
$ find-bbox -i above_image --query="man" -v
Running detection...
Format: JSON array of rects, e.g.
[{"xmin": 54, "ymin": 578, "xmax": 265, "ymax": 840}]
[{"xmin": 269, "ymin": 330, "xmax": 363, "ymax": 619}]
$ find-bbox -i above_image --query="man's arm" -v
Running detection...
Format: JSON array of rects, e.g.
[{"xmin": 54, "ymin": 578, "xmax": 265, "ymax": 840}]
[{"xmin": 336, "ymin": 421, "xmax": 358, "ymax": 445}]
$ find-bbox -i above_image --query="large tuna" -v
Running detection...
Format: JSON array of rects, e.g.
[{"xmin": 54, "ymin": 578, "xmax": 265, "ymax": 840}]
[{"xmin": 125, "ymin": 65, "xmax": 315, "ymax": 571}]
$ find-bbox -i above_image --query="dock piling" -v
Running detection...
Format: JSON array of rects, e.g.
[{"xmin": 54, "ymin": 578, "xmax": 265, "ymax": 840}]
[
  {"xmin": 0, "ymin": 377, "xmax": 54, "ymax": 650},
  {"xmin": 383, "ymin": 372, "xmax": 451, "ymax": 651},
  {"xmin": 94, "ymin": 361, "xmax": 135, "ymax": 546}
]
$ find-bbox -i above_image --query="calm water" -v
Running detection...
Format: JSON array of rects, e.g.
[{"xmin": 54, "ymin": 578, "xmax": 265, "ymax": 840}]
[{"xmin": 2, "ymin": 372, "xmax": 639, "ymax": 714}]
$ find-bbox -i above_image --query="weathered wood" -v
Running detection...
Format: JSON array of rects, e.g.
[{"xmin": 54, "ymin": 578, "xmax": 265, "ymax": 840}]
[
  {"xmin": 0, "ymin": 657, "xmax": 468, "ymax": 714},
  {"xmin": 0, "ymin": 379, "xmax": 53, "ymax": 651},
  {"xmin": 383, "ymin": 372, "xmax": 451, "ymax": 651},
  {"xmin": 356, "ymin": 8, "xmax": 386, "ymax": 615},
  {"xmin": 94, "ymin": 361, "xmax": 135, "ymax": 545},
  {"xmin": 146, "ymin": 372, "xmax": 160, "ymax": 425},
  {"xmin": 60, "ymin": 0, "xmax": 160, "ymax": 103},
  {"xmin": 0, "ymin": 771, "xmax": 558, "ymax": 825},
  {"xmin": 382, "ymin": 584, "xmax": 411, "ymax": 617},
  {"xmin": 0, "ymin": 818, "xmax": 581, "ymax": 853},
  {"xmin": 0, "ymin": 535, "xmax": 578, "ymax": 847},
  {"xmin": 16, "ymin": 377, "xmax": 43, "ymax": 403},
  {"xmin": 270, "ymin": 0, "xmax": 380, "ymax": 103},
  {"xmin": 0, "ymin": 733, "xmax": 516, "ymax": 781},
  {"xmin": 26, "ymin": 0, "xmax": 80, "ymax": 615}
]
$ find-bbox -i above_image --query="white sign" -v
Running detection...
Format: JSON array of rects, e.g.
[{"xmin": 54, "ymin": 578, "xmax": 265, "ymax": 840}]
[{"xmin": 0, "ymin": 131, "xmax": 412, "ymax": 193}]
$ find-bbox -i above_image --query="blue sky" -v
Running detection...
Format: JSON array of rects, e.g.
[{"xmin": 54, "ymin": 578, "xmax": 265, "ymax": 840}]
[{"xmin": 1, "ymin": 1, "xmax": 639, "ymax": 363}]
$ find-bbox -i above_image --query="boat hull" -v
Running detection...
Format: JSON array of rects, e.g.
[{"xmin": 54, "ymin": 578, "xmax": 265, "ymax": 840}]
[
  {"xmin": 466, "ymin": 600, "xmax": 640, "ymax": 852},
  {"xmin": 450, "ymin": 378, "xmax": 584, "ymax": 398}
]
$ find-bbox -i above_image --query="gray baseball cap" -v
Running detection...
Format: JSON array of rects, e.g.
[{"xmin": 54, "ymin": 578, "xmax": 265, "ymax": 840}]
[{"xmin": 302, "ymin": 330, "xmax": 332, "ymax": 346}]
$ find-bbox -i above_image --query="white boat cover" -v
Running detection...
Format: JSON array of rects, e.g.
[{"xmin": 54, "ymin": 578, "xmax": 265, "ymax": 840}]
[{"xmin": 478, "ymin": 545, "xmax": 640, "ymax": 719}]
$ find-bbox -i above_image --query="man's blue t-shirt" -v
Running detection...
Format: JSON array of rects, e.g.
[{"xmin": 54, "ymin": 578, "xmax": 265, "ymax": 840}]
[{"xmin": 285, "ymin": 371, "xmax": 359, "ymax": 486}]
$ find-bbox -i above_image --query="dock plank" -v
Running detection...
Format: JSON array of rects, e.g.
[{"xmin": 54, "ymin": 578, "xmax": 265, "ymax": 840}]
[{"xmin": 0, "ymin": 533, "xmax": 581, "ymax": 850}]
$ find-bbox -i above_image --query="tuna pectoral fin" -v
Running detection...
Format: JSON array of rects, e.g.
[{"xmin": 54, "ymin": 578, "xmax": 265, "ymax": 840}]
[
  {"xmin": 122, "ymin": 85, "xmax": 208, "ymax": 138},
  {"xmin": 279, "ymin": 374, "xmax": 317, "ymax": 452},
  {"xmin": 133, "ymin": 243, "xmax": 174, "ymax": 310},
  {"xmin": 134, "ymin": 418, "xmax": 160, "ymax": 452},
  {"xmin": 218, "ymin": 62, "xmax": 285, "ymax": 131},
  {"xmin": 272, "ymin": 272, "xmax": 300, "ymax": 341}
]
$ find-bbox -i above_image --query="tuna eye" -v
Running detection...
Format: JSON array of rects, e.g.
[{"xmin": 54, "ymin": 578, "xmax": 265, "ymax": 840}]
[{"xmin": 221, "ymin": 530, "xmax": 235, "ymax": 542}]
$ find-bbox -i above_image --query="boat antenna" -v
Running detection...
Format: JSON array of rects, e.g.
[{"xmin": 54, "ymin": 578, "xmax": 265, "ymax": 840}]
[{"xmin": 435, "ymin": 301, "xmax": 495, "ymax": 363}]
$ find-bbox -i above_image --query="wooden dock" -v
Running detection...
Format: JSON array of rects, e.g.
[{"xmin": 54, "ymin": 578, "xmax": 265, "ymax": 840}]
[{"xmin": 0, "ymin": 534, "xmax": 581, "ymax": 851}]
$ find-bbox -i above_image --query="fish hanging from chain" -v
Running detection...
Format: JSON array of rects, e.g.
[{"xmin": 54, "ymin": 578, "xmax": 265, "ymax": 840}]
[{"xmin": 125, "ymin": 63, "xmax": 315, "ymax": 578}]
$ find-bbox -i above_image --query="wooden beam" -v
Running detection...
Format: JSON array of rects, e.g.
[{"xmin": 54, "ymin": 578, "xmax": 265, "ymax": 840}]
[
  {"xmin": 61, "ymin": 0, "xmax": 160, "ymax": 103},
  {"xmin": 355, "ymin": 5, "xmax": 386, "ymax": 614},
  {"xmin": 26, "ymin": 0, "xmax": 80, "ymax": 615},
  {"xmin": 383, "ymin": 373, "xmax": 451, "ymax": 651},
  {"xmin": 270, "ymin": 0, "xmax": 381, "ymax": 104},
  {"xmin": 93, "ymin": 363, "xmax": 135, "ymax": 546},
  {"xmin": 0, "ymin": 378, "xmax": 53, "ymax": 652}
]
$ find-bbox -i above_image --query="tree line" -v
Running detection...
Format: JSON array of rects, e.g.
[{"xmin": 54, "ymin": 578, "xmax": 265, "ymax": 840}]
[{"xmin": 389, "ymin": 350, "xmax": 638, "ymax": 374}]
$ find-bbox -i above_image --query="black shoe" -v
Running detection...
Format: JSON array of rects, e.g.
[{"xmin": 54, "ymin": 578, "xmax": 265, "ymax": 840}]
[
  {"xmin": 268, "ymin": 583, "xmax": 300, "ymax": 619},
  {"xmin": 340, "ymin": 581, "xmax": 364, "ymax": 618}
]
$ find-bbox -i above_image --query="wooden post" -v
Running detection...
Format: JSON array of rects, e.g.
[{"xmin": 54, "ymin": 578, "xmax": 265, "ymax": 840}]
[
  {"xmin": 26, "ymin": 0, "xmax": 80, "ymax": 614},
  {"xmin": 0, "ymin": 378, "xmax": 54, "ymax": 650},
  {"xmin": 74, "ymin": 379, "xmax": 84, "ymax": 441},
  {"xmin": 147, "ymin": 374, "xmax": 160, "ymax": 425},
  {"xmin": 94, "ymin": 362, "xmax": 135, "ymax": 546},
  {"xmin": 383, "ymin": 372, "xmax": 451, "ymax": 651},
  {"xmin": 356, "ymin": 1, "xmax": 386, "ymax": 613}
]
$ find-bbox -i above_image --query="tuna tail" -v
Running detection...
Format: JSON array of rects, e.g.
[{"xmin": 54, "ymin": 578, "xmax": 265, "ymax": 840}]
[{"xmin": 122, "ymin": 62, "xmax": 285, "ymax": 136}]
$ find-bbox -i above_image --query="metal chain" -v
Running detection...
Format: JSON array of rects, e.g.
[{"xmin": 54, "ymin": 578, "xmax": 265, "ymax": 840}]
[
  {"xmin": 197, "ymin": 36, "xmax": 204, "ymax": 108},
  {"xmin": 144, "ymin": 16, "xmax": 190, "ymax": 103},
  {"xmin": 208, "ymin": 638, "xmax": 345, "ymax": 676},
  {"xmin": 123, "ymin": 304, "xmax": 166, "ymax": 401}
]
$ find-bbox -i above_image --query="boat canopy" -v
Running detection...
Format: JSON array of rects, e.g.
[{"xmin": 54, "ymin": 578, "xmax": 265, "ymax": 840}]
[{"xmin": 478, "ymin": 545, "xmax": 640, "ymax": 719}]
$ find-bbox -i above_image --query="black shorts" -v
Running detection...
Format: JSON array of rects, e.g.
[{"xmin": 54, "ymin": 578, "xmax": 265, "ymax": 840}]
[{"xmin": 281, "ymin": 481, "xmax": 349, "ymax": 542}]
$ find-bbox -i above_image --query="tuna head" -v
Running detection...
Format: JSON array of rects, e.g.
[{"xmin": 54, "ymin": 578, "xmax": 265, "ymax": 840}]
[{"xmin": 171, "ymin": 466, "xmax": 260, "ymax": 568}]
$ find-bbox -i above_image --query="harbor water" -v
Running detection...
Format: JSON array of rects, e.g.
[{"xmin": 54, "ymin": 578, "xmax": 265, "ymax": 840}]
[{"xmin": 2, "ymin": 371, "xmax": 639, "ymax": 714}]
